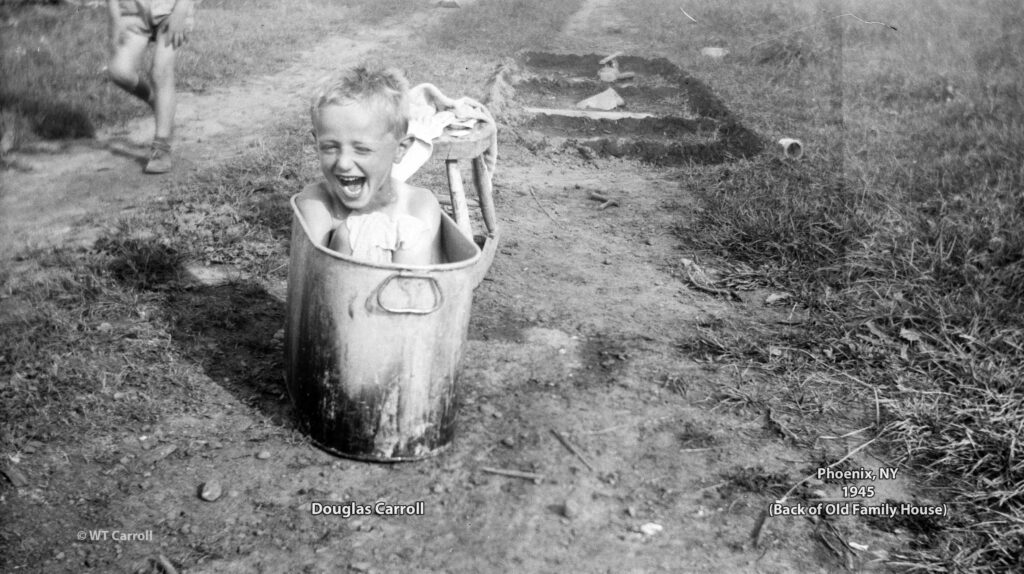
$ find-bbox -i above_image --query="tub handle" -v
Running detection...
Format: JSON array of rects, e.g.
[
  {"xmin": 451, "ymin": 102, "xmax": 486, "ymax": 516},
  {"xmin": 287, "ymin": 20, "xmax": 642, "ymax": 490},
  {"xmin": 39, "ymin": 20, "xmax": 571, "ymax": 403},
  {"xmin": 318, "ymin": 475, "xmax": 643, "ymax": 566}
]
[{"xmin": 374, "ymin": 273, "xmax": 444, "ymax": 315}]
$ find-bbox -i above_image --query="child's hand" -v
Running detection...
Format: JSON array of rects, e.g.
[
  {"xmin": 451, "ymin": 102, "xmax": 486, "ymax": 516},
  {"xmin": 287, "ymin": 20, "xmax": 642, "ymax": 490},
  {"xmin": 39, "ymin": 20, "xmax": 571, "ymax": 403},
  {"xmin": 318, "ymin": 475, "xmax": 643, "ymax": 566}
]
[
  {"xmin": 161, "ymin": 3, "xmax": 191, "ymax": 49},
  {"xmin": 108, "ymin": 20, "xmax": 126, "ymax": 52},
  {"xmin": 106, "ymin": 0, "xmax": 124, "ymax": 52}
]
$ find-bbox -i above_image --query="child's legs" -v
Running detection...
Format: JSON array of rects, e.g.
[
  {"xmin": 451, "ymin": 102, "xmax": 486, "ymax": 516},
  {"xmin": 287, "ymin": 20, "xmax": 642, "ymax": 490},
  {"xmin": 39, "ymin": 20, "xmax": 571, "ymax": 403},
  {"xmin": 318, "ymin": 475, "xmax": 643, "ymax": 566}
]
[
  {"xmin": 150, "ymin": 29, "xmax": 177, "ymax": 141},
  {"xmin": 107, "ymin": 32, "xmax": 154, "ymax": 105}
]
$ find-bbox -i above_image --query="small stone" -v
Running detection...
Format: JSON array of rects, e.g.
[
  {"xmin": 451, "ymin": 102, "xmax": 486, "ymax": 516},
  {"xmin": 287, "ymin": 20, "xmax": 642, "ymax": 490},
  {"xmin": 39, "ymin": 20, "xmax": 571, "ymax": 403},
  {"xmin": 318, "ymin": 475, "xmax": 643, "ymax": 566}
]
[
  {"xmin": 576, "ymin": 88, "xmax": 625, "ymax": 111},
  {"xmin": 145, "ymin": 444, "xmax": 178, "ymax": 464},
  {"xmin": 700, "ymin": 47, "xmax": 729, "ymax": 58},
  {"xmin": 199, "ymin": 480, "xmax": 223, "ymax": 502},
  {"xmin": 479, "ymin": 403, "xmax": 501, "ymax": 418},
  {"xmin": 55, "ymin": 552, "xmax": 65, "ymax": 560},
  {"xmin": 349, "ymin": 562, "xmax": 372, "ymax": 573},
  {"xmin": 113, "ymin": 392, "xmax": 126, "ymax": 400},
  {"xmin": 500, "ymin": 436, "xmax": 516, "ymax": 448},
  {"xmin": 640, "ymin": 522, "xmax": 663, "ymax": 536},
  {"xmin": 431, "ymin": 483, "xmax": 445, "ymax": 494},
  {"xmin": 626, "ymin": 505, "xmax": 637, "ymax": 518},
  {"xmin": 562, "ymin": 498, "xmax": 581, "ymax": 520},
  {"xmin": 256, "ymin": 450, "xmax": 271, "ymax": 460},
  {"xmin": 562, "ymin": 487, "xmax": 591, "ymax": 520},
  {"xmin": 97, "ymin": 322, "xmax": 113, "ymax": 333},
  {"xmin": 1, "ymin": 466, "xmax": 28, "ymax": 488},
  {"xmin": 577, "ymin": 145, "xmax": 598, "ymax": 161},
  {"xmin": 764, "ymin": 292, "xmax": 793, "ymax": 305}
]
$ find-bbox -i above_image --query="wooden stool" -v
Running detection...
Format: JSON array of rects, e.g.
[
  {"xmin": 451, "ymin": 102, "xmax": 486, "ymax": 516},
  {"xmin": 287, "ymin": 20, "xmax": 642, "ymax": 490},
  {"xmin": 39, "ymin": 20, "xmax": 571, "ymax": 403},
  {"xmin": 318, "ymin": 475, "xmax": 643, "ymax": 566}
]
[{"xmin": 430, "ymin": 121, "xmax": 498, "ymax": 240}]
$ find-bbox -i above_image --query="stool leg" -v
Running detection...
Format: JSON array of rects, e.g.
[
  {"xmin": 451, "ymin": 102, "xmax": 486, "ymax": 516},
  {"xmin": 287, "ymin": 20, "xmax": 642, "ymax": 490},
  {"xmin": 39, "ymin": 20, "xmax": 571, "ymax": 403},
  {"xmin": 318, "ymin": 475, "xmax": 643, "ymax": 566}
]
[
  {"xmin": 446, "ymin": 159, "xmax": 473, "ymax": 238},
  {"xmin": 472, "ymin": 156, "xmax": 498, "ymax": 235}
]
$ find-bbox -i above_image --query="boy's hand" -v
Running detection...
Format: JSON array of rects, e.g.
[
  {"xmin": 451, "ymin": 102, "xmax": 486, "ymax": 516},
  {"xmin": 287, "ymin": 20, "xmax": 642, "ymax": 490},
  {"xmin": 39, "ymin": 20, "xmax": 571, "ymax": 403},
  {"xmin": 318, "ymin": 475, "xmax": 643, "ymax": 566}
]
[
  {"xmin": 107, "ymin": 0, "xmax": 124, "ymax": 52},
  {"xmin": 161, "ymin": 2, "xmax": 191, "ymax": 49},
  {"xmin": 108, "ymin": 20, "xmax": 126, "ymax": 52}
]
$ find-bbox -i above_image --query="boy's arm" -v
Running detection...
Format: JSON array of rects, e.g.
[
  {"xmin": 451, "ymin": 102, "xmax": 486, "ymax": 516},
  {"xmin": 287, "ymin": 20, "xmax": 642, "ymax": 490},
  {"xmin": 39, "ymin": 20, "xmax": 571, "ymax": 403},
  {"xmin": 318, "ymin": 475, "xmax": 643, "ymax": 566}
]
[
  {"xmin": 161, "ymin": 0, "xmax": 193, "ymax": 48},
  {"xmin": 295, "ymin": 184, "xmax": 337, "ymax": 249}
]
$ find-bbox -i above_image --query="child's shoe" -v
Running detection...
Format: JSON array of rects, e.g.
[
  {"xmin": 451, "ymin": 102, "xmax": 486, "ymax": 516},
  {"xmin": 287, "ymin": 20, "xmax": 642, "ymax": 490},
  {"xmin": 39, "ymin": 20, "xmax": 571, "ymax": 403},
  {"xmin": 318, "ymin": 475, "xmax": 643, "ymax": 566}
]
[{"xmin": 144, "ymin": 139, "xmax": 173, "ymax": 174}]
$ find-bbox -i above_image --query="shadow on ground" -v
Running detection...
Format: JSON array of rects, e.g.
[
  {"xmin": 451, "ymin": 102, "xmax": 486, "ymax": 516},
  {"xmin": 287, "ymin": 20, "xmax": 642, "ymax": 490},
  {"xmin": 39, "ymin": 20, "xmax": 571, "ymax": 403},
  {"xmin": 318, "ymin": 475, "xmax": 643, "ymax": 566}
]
[
  {"xmin": 99, "ymin": 234, "xmax": 293, "ymax": 427},
  {"xmin": 0, "ymin": 91, "xmax": 95, "ymax": 140}
]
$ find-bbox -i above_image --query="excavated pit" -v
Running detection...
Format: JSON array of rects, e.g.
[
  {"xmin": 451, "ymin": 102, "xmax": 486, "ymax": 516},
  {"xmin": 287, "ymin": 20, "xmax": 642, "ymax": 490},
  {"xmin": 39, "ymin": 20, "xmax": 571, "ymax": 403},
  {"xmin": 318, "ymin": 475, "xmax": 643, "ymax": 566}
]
[{"xmin": 510, "ymin": 52, "xmax": 762, "ymax": 165}]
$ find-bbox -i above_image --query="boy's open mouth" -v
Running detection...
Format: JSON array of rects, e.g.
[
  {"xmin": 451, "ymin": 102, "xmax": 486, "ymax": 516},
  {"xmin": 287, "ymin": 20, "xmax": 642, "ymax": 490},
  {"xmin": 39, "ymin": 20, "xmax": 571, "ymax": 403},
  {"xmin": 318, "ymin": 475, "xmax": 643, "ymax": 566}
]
[{"xmin": 337, "ymin": 176, "xmax": 367, "ymax": 199}]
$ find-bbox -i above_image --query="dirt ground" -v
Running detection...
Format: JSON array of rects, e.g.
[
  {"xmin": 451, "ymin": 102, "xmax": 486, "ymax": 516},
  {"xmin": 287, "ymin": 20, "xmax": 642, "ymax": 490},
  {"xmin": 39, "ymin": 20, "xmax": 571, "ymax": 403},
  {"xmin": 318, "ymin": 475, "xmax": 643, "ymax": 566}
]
[{"xmin": 2, "ymin": 2, "xmax": 918, "ymax": 573}]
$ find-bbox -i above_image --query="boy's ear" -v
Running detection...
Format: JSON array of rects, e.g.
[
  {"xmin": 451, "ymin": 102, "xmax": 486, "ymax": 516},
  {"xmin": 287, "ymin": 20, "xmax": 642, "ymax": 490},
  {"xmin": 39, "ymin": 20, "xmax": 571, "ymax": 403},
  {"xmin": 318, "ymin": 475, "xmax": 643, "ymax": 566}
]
[{"xmin": 393, "ymin": 134, "xmax": 416, "ymax": 164}]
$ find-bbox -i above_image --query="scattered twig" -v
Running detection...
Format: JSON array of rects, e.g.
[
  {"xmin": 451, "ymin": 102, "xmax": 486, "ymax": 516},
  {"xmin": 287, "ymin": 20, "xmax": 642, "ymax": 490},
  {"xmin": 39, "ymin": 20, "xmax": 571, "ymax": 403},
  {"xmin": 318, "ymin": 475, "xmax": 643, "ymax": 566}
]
[
  {"xmin": 588, "ymin": 191, "xmax": 620, "ymax": 210},
  {"xmin": 685, "ymin": 264, "xmax": 742, "ymax": 302},
  {"xmin": 480, "ymin": 467, "xmax": 545, "ymax": 484},
  {"xmin": 819, "ymin": 425, "xmax": 873, "ymax": 441},
  {"xmin": 155, "ymin": 554, "xmax": 179, "ymax": 574},
  {"xmin": 679, "ymin": 7, "xmax": 697, "ymax": 23},
  {"xmin": 695, "ymin": 480, "xmax": 727, "ymax": 494},
  {"xmin": 582, "ymin": 422, "xmax": 632, "ymax": 436},
  {"xmin": 836, "ymin": 12, "xmax": 898, "ymax": 31},
  {"xmin": 872, "ymin": 386, "xmax": 880, "ymax": 428},
  {"xmin": 528, "ymin": 185, "xmax": 558, "ymax": 221},
  {"xmin": 750, "ymin": 509, "xmax": 769, "ymax": 547},
  {"xmin": 820, "ymin": 521, "xmax": 856, "ymax": 570},
  {"xmin": 815, "ymin": 530, "xmax": 846, "ymax": 562},
  {"xmin": 550, "ymin": 429, "xmax": 595, "ymax": 471}
]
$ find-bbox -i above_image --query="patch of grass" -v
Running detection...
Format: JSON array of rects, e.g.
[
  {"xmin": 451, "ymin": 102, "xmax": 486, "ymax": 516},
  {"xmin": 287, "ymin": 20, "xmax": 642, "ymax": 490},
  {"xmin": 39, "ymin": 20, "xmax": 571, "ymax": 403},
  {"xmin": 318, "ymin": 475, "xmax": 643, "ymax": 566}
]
[
  {"xmin": 427, "ymin": 0, "xmax": 585, "ymax": 57},
  {"xmin": 719, "ymin": 465, "xmax": 790, "ymax": 498},
  {"xmin": 678, "ymin": 153, "xmax": 881, "ymax": 289},
  {"xmin": 634, "ymin": 0, "xmax": 1024, "ymax": 570},
  {"xmin": 0, "ymin": 0, "xmax": 419, "ymax": 148},
  {"xmin": 0, "ymin": 249, "xmax": 192, "ymax": 449}
]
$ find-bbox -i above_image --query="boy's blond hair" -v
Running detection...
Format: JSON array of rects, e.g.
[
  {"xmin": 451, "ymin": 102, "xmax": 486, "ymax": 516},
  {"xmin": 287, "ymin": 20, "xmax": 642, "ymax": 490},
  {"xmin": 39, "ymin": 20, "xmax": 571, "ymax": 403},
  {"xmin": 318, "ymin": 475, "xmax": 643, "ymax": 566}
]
[{"xmin": 310, "ymin": 65, "xmax": 410, "ymax": 139}]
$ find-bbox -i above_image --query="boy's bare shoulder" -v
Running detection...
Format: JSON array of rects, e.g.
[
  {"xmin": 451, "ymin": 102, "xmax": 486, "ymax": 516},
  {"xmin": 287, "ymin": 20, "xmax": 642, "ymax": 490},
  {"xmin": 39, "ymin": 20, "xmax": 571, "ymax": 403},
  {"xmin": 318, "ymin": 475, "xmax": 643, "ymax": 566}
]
[
  {"xmin": 399, "ymin": 182, "xmax": 442, "ymax": 219},
  {"xmin": 294, "ymin": 183, "xmax": 338, "ymax": 245}
]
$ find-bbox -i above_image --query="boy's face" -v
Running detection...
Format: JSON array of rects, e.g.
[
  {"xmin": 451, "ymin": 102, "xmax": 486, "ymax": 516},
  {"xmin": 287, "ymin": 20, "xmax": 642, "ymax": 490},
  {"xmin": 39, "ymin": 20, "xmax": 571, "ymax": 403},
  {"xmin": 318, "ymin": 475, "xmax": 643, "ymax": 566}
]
[{"xmin": 314, "ymin": 101, "xmax": 412, "ymax": 212}]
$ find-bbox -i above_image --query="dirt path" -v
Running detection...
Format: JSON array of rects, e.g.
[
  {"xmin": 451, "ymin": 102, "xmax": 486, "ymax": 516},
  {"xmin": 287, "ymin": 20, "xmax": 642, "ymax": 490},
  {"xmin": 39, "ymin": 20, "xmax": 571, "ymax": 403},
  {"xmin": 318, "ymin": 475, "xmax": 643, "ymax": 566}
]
[
  {"xmin": 0, "ymin": 12, "xmax": 417, "ymax": 260},
  {"xmin": 2, "ymin": 2, "xmax": 910, "ymax": 573}
]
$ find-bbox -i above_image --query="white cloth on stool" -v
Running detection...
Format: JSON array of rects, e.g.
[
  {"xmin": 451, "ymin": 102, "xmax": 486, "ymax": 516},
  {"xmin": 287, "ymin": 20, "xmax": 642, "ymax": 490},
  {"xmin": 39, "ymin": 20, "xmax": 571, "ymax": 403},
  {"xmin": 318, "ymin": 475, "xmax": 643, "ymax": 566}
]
[{"xmin": 392, "ymin": 83, "xmax": 498, "ymax": 184}]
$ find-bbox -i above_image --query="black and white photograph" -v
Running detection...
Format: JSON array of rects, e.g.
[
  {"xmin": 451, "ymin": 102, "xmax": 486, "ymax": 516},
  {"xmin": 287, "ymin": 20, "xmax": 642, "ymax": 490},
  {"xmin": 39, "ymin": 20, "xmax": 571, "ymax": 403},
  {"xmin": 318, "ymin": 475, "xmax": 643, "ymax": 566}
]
[{"xmin": 1, "ymin": 0, "xmax": 1021, "ymax": 572}]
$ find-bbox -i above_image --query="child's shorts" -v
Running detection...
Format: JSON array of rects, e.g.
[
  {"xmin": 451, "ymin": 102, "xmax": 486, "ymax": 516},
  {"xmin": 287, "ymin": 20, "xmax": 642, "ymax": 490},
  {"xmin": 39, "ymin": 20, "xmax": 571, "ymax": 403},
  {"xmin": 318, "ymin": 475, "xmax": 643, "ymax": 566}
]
[{"xmin": 119, "ymin": 0, "xmax": 197, "ymax": 42}]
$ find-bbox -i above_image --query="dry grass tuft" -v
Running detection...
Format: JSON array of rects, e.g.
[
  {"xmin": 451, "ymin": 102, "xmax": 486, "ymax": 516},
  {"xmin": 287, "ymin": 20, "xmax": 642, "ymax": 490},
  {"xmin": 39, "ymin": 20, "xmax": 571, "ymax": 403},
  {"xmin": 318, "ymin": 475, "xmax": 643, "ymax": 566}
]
[{"xmin": 645, "ymin": 0, "xmax": 1024, "ymax": 570}]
